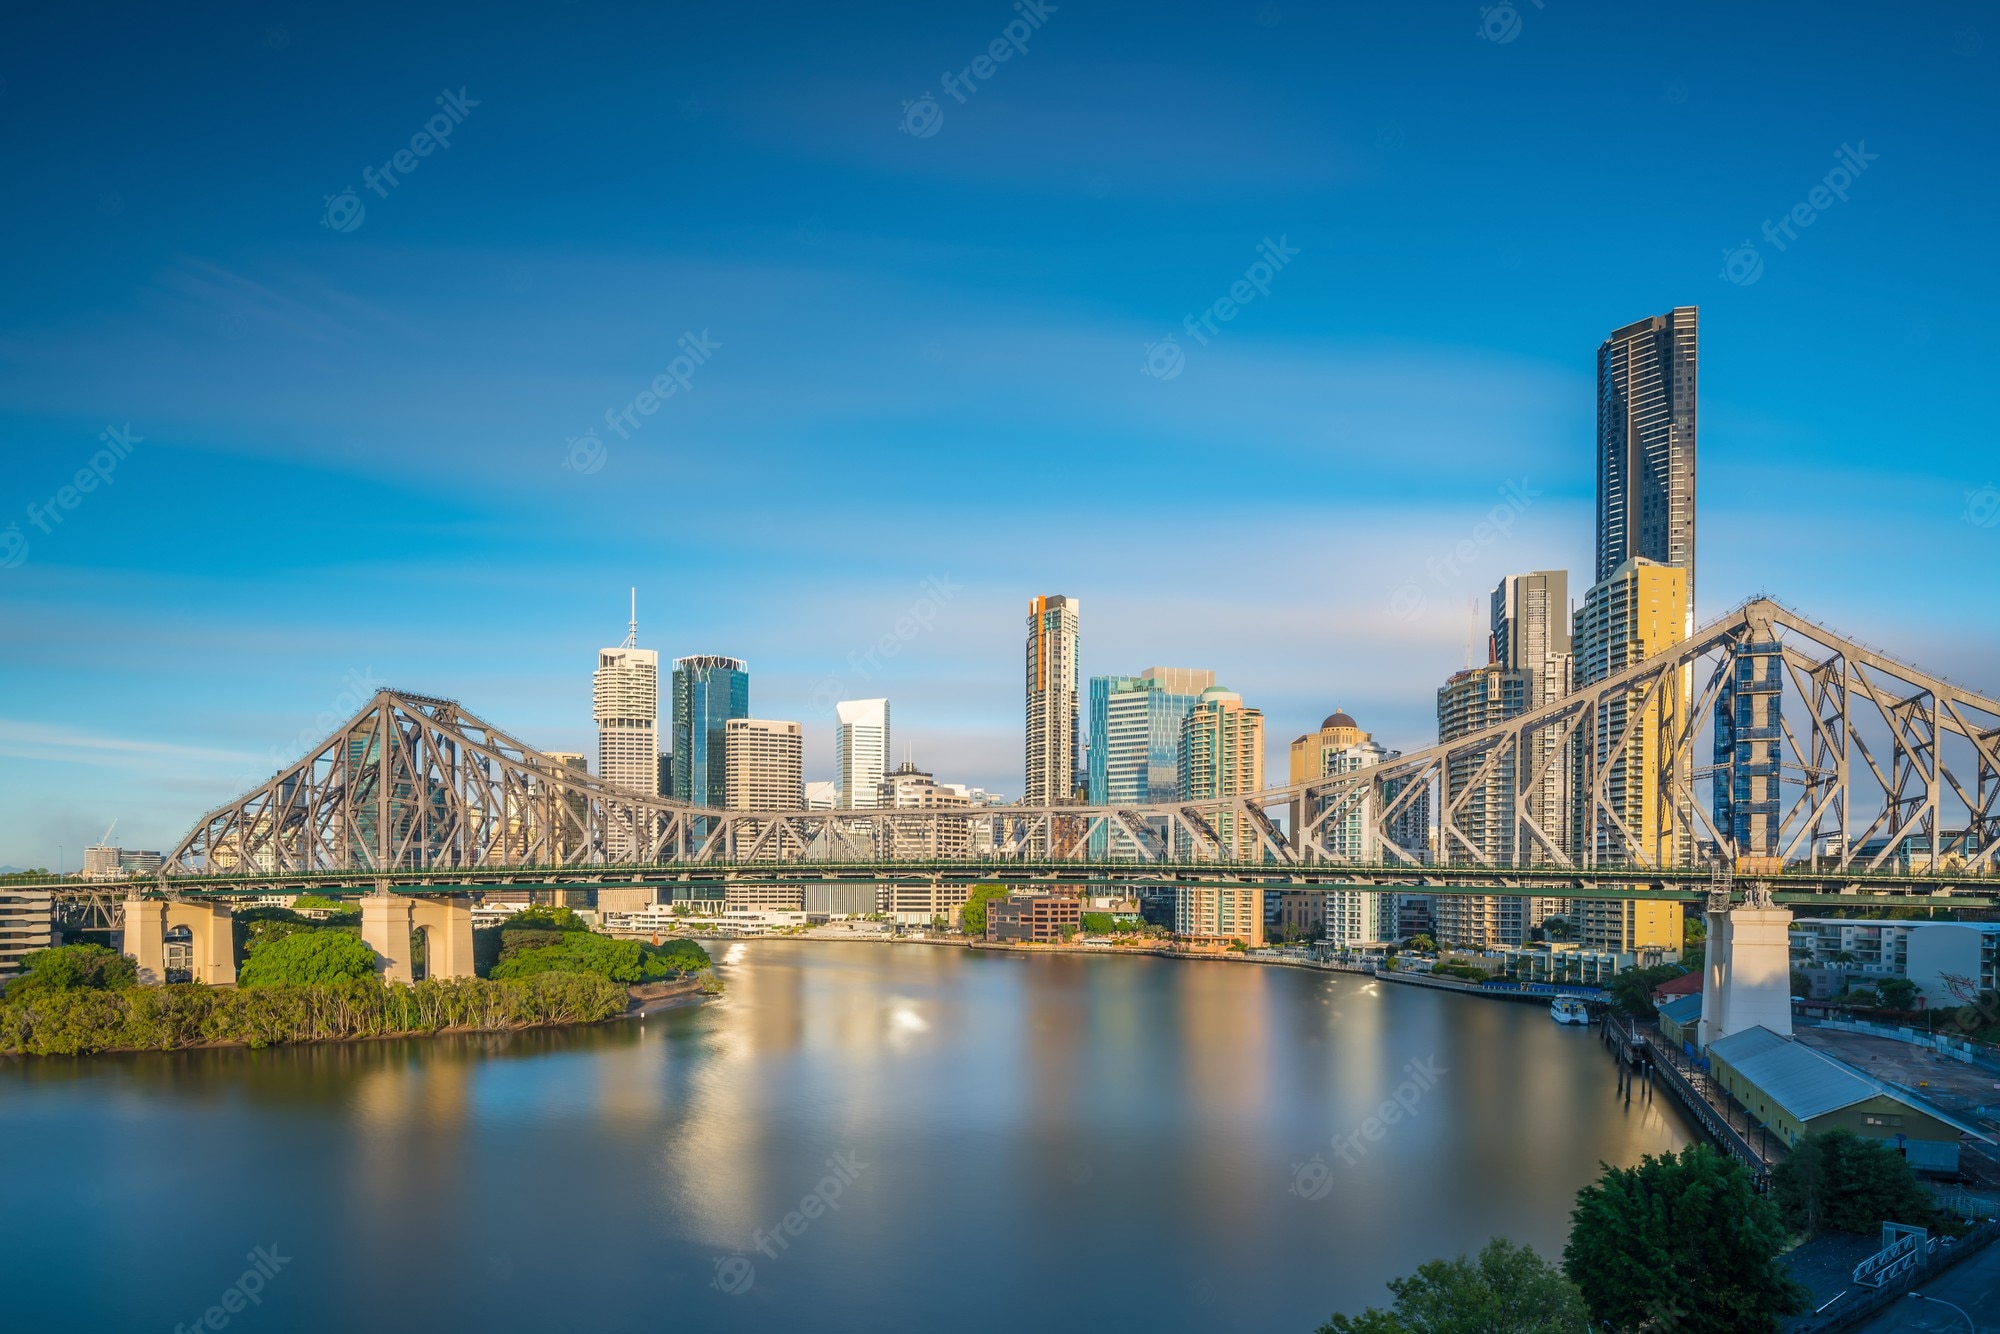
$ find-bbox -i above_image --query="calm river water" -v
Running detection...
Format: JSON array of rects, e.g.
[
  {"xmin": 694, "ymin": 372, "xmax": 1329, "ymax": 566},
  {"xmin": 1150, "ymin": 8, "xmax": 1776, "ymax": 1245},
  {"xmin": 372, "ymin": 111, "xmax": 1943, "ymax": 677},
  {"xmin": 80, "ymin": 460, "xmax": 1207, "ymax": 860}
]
[{"xmin": 1, "ymin": 941, "xmax": 1690, "ymax": 1332}]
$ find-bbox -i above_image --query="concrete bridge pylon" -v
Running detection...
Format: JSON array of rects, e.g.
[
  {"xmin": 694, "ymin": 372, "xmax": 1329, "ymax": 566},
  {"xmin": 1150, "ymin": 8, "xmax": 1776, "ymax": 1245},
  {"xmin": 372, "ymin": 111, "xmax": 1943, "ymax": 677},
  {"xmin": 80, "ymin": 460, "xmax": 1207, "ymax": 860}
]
[
  {"xmin": 1699, "ymin": 875, "xmax": 1794, "ymax": 1049},
  {"xmin": 122, "ymin": 898, "xmax": 237, "ymax": 985},
  {"xmin": 360, "ymin": 889, "xmax": 476, "ymax": 984}
]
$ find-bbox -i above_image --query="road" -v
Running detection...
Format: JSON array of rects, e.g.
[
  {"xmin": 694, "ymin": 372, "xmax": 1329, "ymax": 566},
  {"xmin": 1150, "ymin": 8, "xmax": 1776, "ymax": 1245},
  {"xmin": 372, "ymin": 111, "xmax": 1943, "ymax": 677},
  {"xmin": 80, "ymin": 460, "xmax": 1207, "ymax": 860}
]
[{"xmin": 1844, "ymin": 1240, "xmax": 2000, "ymax": 1331}]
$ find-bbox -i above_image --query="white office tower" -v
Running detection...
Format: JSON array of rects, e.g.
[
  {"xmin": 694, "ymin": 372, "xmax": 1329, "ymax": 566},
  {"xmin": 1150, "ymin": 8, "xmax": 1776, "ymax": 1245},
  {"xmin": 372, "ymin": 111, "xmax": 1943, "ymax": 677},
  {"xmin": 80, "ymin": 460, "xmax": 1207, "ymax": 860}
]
[
  {"xmin": 1324, "ymin": 740, "xmax": 1409, "ymax": 948},
  {"xmin": 594, "ymin": 592, "xmax": 660, "ymax": 796},
  {"xmin": 834, "ymin": 698, "xmax": 891, "ymax": 809},
  {"xmin": 804, "ymin": 781, "xmax": 839, "ymax": 810}
]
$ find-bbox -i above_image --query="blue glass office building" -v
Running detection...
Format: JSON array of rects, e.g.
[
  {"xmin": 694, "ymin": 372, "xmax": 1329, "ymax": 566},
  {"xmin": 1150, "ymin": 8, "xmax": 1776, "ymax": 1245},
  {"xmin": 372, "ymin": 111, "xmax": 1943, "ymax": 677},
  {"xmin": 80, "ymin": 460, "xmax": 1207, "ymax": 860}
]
[
  {"xmin": 1086, "ymin": 668, "xmax": 1210, "ymax": 855},
  {"xmin": 672, "ymin": 655, "xmax": 749, "ymax": 808}
]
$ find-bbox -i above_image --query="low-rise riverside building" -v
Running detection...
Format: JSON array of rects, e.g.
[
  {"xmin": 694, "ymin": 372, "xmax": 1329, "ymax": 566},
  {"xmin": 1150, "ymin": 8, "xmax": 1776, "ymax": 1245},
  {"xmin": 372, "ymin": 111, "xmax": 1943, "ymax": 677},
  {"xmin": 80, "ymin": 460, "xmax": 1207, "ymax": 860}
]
[
  {"xmin": 888, "ymin": 881, "xmax": 973, "ymax": 929},
  {"xmin": 1789, "ymin": 918, "xmax": 2000, "ymax": 1006},
  {"xmin": 1276, "ymin": 890, "xmax": 1331, "ymax": 941},
  {"xmin": 1173, "ymin": 884, "xmax": 1265, "ymax": 947},
  {"xmin": 0, "ymin": 886, "xmax": 54, "ymax": 977},
  {"xmin": 986, "ymin": 894, "xmax": 1081, "ymax": 943},
  {"xmin": 1494, "ymin": 943, "xmax": 1661, "ymax": 985},
  {"xmin": 1656, "ymin": 993, "xmax": 1704, "ymax": 1051},
  {"xmin": 1705, "ymin": 1025, "xmax": 1971, "ymax": 1173}
]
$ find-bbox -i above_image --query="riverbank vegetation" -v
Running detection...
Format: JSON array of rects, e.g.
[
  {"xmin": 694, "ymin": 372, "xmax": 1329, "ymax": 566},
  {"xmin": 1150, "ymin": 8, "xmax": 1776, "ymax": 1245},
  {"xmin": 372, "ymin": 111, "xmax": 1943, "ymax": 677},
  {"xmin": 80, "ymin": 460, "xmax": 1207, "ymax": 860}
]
[
  {"xmin": 1317, "ymin": 1144, "xmax": 1809, "ymax": 1333},
  {"xmin": 2, "ymin": 904, "xmax": 717, "ymax": 1057},
  {"xmin": 1771, "ymin": 1129, "xmax": 1943, "ymax": 1237},
  {"xmin": 1315, "ymin": 1239, "xmax": 1585, "ymax": 1334},
  {"xmin": 958, "ymin": 884, "xmax": 1011, "ymax": 935},
  {"xmin": 1, "ymin": 969, "xmax": 629, "ymax": 1055},
  {"xmin": 1320, "ymin": 1130, "xmax": 1963, "ymax": 1332}
]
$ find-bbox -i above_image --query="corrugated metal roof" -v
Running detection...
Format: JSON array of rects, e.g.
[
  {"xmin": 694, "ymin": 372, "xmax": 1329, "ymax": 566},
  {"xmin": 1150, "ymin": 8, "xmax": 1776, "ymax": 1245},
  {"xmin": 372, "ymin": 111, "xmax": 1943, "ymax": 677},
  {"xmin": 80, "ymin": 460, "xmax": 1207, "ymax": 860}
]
[
  {"xmin": 1658, "ymin": 994, "xmax": 1703, "ymax": 1024},
  {"xmin": 1709, "ymin": 1027, "xmax": 1993, "ymax": 1142},
  {"xmin": 1707, "ymin": 1026, "xmax": 1885, "ymax": 1122}
]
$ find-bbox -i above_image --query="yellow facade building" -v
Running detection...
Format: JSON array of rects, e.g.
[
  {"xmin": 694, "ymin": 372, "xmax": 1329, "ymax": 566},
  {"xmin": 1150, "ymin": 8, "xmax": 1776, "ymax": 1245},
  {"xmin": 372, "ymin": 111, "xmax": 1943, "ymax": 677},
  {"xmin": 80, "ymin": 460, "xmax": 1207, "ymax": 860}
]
[{"xmin": 1574, "ymin": 557, "xmax": 1690, "ymax": 870}]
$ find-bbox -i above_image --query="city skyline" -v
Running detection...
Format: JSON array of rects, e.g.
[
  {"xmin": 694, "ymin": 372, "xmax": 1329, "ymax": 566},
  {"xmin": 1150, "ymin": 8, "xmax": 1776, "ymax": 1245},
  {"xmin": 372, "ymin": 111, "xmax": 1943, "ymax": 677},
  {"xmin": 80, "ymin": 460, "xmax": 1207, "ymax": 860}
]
[
  {"xmin": 9, "ymin": 10, "xmax": 2000, "ymax": 1334},
  {"xmin": 4, "ymin": 4, "xmax": 2000, "ymax": 871}
]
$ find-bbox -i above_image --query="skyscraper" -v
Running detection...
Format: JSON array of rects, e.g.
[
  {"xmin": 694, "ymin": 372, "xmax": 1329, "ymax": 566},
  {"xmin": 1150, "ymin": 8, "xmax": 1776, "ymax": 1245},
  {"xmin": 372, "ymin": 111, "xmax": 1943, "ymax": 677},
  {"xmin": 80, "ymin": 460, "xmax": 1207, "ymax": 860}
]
[
  {"xmin": 1573, "ymin": 557, "xmax": 1690, "ymax": 871},
  {"xmin": 1087, "ymin": 666, "xmax": 1211, "ymax": 854},
  {"xmin": 1434, "ymin": 663, "xmax": 1530, "ymax": 948},
  {"xmin": 724, "ymin": 718, "xmax": 804, "ymax": 811},
  {"xmin": 1025, "ymin": 594, "xmax": 1080, "ymax": 806},
  {"xmin": 593, "ymin": 594, "xmax": 659, "ymax": 796},
  {"xmin": 1288, "ymin": 712, "xmax": 1368, "ymax": 787},
  {"xmin": 1492, "ymin": 571, "xmax": 1573, "ymax": 709},
  {"xmin": 672, "ymin": 655, "xmax": 749, "ymax": 808},
  {"xmin": 1288, "ymin": 710, "xmax": 1367, "ymax": 856},
  {"xmin": 1596, "ymin": 307, "xmax": 1698, "ymax": 626},
  {"xmin": 834, "ymin": 698, "xmax": 891, "ymax": 809},
  {"xmin": 1321, "ymin": 733, "xmax": 1427, "ymax": 947},
  {"xmin": 1433, "ymin": 570, "xmax": 1579, "ymax": 938},
  {"xmin": 1176, "ymin": 685, "xmax": 1264, "ymax": 859},
  {"xmin": 877, "ymin": 759, "xmax": 972, "ymax": 858}
]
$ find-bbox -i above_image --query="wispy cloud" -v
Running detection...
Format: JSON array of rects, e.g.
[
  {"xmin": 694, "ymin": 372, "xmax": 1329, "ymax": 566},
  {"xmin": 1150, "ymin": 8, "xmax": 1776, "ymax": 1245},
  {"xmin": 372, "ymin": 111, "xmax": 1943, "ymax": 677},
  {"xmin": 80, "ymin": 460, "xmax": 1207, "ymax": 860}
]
[{"xmin": 0, "ymin": 720, "xmax": 259, "ymax": 769}]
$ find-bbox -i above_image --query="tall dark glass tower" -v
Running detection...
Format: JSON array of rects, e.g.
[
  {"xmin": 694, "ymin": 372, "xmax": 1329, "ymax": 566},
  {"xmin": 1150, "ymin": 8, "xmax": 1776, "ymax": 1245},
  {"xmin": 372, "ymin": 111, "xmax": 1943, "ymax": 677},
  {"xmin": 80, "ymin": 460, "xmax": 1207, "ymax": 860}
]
[
  {"xmin": 1595, "ymin": 307, "xmax": 1698, "ymax": 623},
  {"xmin": 672, "ymin": 655, "xmax": 749, "ymax": 808}
]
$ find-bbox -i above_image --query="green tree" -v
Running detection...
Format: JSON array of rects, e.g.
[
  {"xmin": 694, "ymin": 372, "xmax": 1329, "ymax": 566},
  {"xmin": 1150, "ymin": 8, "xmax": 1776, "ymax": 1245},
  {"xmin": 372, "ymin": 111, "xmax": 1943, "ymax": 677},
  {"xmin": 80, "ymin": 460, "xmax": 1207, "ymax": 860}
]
[
  {"xmin": 1316, "ymin": 1238, "xmax": 1588, "ymax": 1333},
  {"xmin": 1771, "ymin": 1129, "xmax": 1937, "ymax": 1237},
  {"xmin": 1874, "ymin": 976, "xmax": 1917, "ymax": 1010},
  {"xmin": 501, "ymin": 904, "xmax": 587, "ymax": 931},
  {"xmin": 237, "ymin": 931, "xmax": 381, "ymax": 986},
  {"xmin": 290, "ymin": 893, "xmax": 353, "ymax": 915},
  {"xmin": 5, "ymin": 943, "xmax": 137, "ymax": 997},
  {"xmin": 959, "ymin": 884, "xmax": 1011, "ymax": 936},
  {"xmin": 1564, "ymin": 1144, "xmax": 1804, "ymax": 1332},
  {"xmin": 1406, "ymin": 934, "xmax": 1436, "ymax": 954},
  {"xmin": 1080, "ymin": 912, "xmax": 1116, "ymax": 935},
  {"xmin": 1607, "ymin": 964, "xmax": 1688, "ymax": 1018},
  {"xmin": 1682, "ymin": 914, "xmax": 1706, "ymax": 970},
  {"xmin": 648, "ymin": 938, "xmax": 712, "ymax": 975},
  {"xmin": 490, "ymin": 931, "xmax": 703, "ymax": 983},
  {"xmin": 1545, "ymin": 918, "xmax": 1575, "ymax": 942},
  {"xmin": 492, "ymin": 933, "xmax": 647, "ymax": 982}
]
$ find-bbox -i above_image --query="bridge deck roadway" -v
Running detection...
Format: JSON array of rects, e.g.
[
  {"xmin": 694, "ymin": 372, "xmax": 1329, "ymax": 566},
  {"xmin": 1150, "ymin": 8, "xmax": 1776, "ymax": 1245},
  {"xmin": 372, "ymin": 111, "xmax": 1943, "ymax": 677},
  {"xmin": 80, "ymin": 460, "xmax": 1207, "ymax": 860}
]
[{"xmin": 35, "ymin": 860, "xmax": 2000, "ymax": 908}]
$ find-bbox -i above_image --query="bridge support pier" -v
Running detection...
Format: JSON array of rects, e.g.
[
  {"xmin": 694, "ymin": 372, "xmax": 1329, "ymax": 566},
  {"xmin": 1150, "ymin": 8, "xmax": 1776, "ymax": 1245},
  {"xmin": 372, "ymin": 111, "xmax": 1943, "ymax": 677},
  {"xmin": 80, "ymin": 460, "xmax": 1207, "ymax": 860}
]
[
  {"xmin": 1699, "ymin": 898, "xmax": 1792, "ymax": 1049},
  {"xmin": 361, "ymin": 893, "xmax": 475, "ymax": 984},
  {"xmin": 121, "ymin": 898, "xmax": 237, "ymax": 985}
]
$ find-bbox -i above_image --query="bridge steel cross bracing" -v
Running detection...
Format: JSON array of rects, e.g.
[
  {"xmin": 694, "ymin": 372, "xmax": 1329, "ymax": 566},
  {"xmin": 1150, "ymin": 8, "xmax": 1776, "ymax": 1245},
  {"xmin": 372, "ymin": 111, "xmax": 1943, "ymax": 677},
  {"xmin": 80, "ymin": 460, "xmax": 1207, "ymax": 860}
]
[{"xmin": 143, "ymin": 599, "xmax": 1999, "ymax": 897}]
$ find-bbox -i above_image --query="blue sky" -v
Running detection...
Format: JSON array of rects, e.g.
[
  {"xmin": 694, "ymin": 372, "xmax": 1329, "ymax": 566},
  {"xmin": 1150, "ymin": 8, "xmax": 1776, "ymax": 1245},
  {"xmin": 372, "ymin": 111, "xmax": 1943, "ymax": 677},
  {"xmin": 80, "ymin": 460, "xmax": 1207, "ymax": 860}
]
[{"xmin": 1, "ymin": 0, "xmax": 1996, "ymax": 869}]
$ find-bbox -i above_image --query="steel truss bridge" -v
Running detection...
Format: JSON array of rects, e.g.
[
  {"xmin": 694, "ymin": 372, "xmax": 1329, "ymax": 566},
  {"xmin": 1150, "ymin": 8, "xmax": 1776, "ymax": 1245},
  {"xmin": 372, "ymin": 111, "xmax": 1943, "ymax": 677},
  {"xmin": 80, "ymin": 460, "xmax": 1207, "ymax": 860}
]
[{"xmin": 42, "ymin": 597, "xmax": 2000, "ymax": 910}]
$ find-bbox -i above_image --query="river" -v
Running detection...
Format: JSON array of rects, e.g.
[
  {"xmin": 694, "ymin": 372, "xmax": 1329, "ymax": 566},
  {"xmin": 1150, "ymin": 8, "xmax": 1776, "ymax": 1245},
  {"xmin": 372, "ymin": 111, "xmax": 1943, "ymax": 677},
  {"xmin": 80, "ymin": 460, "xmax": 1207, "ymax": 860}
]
[{"xmin": 1, "ymin": 941, "xmax": 1690, "ymax": 1332}]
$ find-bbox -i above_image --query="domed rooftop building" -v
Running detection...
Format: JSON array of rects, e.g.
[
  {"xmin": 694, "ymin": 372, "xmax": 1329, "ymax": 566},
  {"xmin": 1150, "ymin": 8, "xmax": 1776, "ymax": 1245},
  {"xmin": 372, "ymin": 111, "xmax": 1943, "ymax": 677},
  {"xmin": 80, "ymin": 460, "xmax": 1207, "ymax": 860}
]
[{"xmin": 1290, "ymin": 709, "xmax": 1371, "ymax": 784}]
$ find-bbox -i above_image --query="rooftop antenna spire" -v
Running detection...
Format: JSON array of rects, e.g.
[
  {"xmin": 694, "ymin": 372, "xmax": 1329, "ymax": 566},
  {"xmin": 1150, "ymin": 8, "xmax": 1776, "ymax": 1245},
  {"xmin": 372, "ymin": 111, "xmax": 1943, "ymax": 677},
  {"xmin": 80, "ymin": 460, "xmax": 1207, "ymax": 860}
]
[{"xmin": 623, "ymin": 587, "xmax": 637, "ymax": 649}]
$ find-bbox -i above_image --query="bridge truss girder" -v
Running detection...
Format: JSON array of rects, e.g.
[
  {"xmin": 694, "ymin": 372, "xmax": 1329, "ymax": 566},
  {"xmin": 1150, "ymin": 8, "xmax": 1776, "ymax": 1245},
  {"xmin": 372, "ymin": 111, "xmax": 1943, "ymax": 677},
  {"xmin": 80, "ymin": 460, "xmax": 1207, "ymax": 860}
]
[{"xmin": 163, "ymin": 599, "xmax": 2000, "ymax": 879}]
